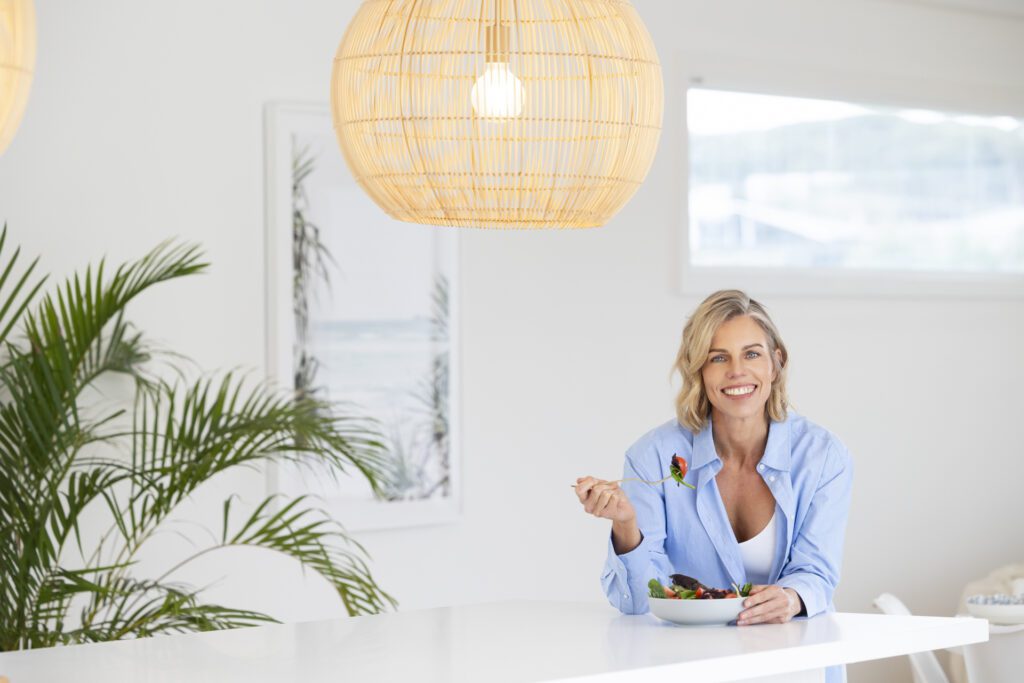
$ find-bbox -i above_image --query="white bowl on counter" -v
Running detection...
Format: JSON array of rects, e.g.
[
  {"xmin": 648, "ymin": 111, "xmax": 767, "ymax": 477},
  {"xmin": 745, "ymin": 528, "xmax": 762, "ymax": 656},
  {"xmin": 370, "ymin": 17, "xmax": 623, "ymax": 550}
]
[{"xmin": 648, "ymin": 596, "xmax": 745, "ymax": 626}]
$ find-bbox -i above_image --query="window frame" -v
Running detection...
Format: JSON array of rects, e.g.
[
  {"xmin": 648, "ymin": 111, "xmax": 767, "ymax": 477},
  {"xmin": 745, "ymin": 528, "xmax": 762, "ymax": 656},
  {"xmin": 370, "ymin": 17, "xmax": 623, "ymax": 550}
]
[{"xmin": 673, "ymin": 51, "xmax": 1024, "ymax": 300}]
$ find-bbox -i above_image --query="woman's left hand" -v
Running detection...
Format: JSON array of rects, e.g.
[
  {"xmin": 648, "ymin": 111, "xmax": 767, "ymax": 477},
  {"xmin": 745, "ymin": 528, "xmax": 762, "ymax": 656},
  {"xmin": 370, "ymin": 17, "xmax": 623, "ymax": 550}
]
[{"xmin": 736, "ymin": 585, "xmax": 803, "ymax": 625}]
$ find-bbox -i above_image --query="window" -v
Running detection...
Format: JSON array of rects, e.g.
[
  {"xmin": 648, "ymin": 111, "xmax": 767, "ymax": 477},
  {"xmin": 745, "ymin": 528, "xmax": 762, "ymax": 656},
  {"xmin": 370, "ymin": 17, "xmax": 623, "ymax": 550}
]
[{"xmin": 685, "ymin": 88, "xmax": 1024, "ymax": 294}]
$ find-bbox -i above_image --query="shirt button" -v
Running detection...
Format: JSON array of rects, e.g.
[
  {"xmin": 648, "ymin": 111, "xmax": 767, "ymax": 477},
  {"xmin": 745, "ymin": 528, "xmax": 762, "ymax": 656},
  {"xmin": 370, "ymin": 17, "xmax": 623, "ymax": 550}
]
[
  {"xmin": 623, "ymin": 593, "xmax": 629, "ymax": 600},
  {"xmin": 757, "ymin": 464, "xmax": 765, "ymax": 472},
  {"xmin": 769, "ymin": 475, "xmax": 776, "ymax": 482}
]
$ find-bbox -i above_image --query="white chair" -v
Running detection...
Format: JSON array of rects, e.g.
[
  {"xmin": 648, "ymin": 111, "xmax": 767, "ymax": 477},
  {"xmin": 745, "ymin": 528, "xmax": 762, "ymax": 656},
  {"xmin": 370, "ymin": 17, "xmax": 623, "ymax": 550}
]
[
  {"xmin": 873, "ymin": 593, "xmax": 950, "ymax": 683},
  {"xmin": 962, "ymin": 623, "xmax": 1024, "ymax": 683}
]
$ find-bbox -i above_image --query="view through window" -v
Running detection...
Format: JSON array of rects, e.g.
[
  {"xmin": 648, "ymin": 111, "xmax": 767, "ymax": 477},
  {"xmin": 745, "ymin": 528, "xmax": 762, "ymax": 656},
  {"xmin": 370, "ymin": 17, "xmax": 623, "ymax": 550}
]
[{"xmin": 687, "ymin": 88, "xmax": 1024, "ymax": 273}]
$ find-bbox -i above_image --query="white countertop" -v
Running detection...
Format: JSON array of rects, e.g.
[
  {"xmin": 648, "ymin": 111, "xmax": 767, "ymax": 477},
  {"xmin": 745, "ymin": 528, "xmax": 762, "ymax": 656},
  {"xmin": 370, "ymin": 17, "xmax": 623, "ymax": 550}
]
[{"xmin": 0, "ymin": 600, "xmax": 988, "ymax": 683}]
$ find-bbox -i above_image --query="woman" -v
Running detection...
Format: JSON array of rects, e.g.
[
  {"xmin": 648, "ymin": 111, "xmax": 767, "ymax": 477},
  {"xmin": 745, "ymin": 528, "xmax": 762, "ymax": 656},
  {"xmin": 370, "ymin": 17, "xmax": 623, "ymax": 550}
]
[{"xmin": 575, "ymin": 290, "xmax": 853, "ymax": 680}]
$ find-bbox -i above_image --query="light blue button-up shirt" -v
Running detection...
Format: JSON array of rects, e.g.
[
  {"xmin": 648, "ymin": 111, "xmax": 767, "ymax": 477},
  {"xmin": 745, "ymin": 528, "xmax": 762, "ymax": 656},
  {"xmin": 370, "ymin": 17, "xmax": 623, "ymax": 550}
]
[{"xmin": 601, "ymin": 412, "xmax": 853, "ymax": 683}]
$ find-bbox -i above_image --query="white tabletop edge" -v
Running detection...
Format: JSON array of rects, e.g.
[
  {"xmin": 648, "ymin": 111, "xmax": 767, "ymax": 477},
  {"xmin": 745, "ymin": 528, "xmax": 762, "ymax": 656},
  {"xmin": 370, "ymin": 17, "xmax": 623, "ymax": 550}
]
[
  {"xmin": 0, "ymin": 601, "xmax": 992, "ymax": 683},
  {"xmin": 550, "ymin": 614, "xmax": 989, "ymax": 683}
]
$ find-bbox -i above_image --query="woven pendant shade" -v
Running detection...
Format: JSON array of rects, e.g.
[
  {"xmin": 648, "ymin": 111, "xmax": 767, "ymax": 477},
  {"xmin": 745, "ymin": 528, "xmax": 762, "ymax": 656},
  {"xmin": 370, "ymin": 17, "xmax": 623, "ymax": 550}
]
[
  {"xmin": 331, "ymin": 0, "xmax": 663, "ymax": 229},
  {"xmin": 0, "ymin": 0, "xmax": 35, "ymax": 155}
]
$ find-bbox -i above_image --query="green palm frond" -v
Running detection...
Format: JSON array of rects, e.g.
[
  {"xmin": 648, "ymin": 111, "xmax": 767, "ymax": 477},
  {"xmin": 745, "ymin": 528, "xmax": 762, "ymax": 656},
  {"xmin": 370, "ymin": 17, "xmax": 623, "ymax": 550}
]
[
  {"xmin": 0, "ymin": 240, "xmax": 207, "ymax": 651},
  {"xmin": 18, "ymin": 241, "xmax": 205, "ymax": 415},
  {"xmin": 0, "ymin": 224, "xmax": 47, "ymax": 349},
  {"xmin": 222, "ymin": 496, "xmax": 395, "ymax": 615},
  {"xmin": 0, "ymin": 232, "xmax": 395, "ymax": 652},
  {"xmin": 104, "ymin": 373, "xmax": 387, "ymax": 564},
  {"xmin": 0, "ymin": 240, "xmax": 205, "ymax": 493},
  {"xmin": 73, "ymin": 577, "xmax": 277, "ymax": 644},
  {"xmin": 150, "ymin": 495, "xmax": 396, "ymax": 616}
]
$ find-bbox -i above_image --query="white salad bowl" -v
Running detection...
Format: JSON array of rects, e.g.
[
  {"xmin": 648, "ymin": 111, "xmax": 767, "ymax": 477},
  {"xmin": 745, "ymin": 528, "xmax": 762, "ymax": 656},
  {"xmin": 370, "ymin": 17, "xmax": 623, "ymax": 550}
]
[{"xmin": 648, "ymin": 596, "xmax": 745, "ymax": 626}]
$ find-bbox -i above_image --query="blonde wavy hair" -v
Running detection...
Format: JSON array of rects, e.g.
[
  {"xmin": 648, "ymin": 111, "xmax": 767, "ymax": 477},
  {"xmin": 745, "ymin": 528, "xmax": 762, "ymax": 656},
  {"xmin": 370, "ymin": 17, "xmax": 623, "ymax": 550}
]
[{"xmin": 673, "ymin": 290, "xmax": 789, "ymax": 433}]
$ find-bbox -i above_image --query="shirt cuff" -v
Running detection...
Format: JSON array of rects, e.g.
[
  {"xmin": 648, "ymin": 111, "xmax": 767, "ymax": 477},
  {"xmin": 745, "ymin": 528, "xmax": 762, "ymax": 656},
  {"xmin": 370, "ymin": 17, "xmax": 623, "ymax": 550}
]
[
  {"xmin": 777, "ymin": 572, "xmax": 825, "ymax": 617},
  {"xmin": 605, "ymin": 531, "xmax": 650, "ymax": 613},
  {"xmin": 614, "ymin": 531, "xmax": 650, "ymax": 568}
]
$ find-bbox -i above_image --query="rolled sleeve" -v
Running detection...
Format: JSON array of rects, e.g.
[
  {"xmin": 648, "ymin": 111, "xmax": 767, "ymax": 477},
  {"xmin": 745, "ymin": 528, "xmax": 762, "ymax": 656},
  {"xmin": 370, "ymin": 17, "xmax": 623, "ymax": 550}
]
[
  {"xmin": 603, "ymin": 530, "xmax": 662, "ymax": 614},
  {"xmin": 600, "ymin": 446, "xmax": 674, "ymax": 615},
  {"xmin": 777, "ymin": 440, "xmax": 854, "ymax": 617}
]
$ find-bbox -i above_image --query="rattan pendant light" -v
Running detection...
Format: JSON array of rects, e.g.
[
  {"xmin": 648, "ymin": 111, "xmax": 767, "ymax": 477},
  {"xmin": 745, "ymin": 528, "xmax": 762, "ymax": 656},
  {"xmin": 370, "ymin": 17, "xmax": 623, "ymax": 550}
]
[
  {"xmin": 331, "ymin": 0, "xmax": 663, "ymax": 229},
  {"xmin": 0, "ymin": 0, "xmax": 35, "ymax": 155}
]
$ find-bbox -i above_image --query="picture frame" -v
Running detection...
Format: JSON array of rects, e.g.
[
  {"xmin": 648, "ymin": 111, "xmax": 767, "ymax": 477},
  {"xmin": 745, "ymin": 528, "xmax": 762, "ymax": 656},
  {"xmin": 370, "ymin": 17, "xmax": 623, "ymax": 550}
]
[{"xmin": 263, "ymin": 101, "xmax": 461, "ymax": 531}]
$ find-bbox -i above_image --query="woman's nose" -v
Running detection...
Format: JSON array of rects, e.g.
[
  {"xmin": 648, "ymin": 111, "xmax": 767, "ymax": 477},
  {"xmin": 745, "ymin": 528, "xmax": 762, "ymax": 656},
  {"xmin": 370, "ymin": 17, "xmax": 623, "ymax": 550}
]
[{"xmin": 726, "ymin": 360, "xmax": 745, "ymax": 377}]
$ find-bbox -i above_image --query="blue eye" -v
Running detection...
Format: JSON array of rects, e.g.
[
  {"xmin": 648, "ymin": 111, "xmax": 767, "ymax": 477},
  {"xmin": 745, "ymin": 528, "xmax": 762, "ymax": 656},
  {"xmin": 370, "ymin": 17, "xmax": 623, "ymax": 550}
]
[
  {"xmin": 746, "ymin": 351, "xmax": 760, "ymax": 359},
  {"xmin": 711, "ymin": 355, "xmax": 725, "ymax": 363}
]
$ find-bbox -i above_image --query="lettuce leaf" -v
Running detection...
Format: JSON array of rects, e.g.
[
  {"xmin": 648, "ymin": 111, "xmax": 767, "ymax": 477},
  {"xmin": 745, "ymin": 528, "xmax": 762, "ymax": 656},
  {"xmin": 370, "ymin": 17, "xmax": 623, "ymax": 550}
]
[{"xmin": 648, "ymin": 578, "xmax": 666, "ymax": 599}]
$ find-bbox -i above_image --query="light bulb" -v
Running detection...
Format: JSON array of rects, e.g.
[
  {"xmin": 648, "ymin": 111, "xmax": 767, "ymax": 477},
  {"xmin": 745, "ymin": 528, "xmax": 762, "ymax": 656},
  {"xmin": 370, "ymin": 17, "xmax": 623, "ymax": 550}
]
[{"xmin": 470, "ymin": 62, "xmax": 524, "ymax": 119}]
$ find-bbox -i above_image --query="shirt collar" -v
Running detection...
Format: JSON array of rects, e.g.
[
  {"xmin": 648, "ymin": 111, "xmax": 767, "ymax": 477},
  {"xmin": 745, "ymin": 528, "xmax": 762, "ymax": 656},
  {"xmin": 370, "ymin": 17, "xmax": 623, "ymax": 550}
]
[
  {"xmin": 761, "ymin": 416, "xmax": 792, "ymax": 472},
  {"xmin": 690, "ymin": 419, "xmax": 719, "ymax": 471},
  {"xmin": 687, "ymin": 413, "xmax": 792, "ymax": 473}
]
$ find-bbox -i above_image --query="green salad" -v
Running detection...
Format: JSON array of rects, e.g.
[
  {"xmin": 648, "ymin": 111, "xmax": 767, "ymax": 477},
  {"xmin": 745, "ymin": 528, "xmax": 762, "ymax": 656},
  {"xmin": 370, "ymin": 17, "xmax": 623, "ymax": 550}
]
[{"xmin": 648, "ymin": 574, "xmax": 751, "ymax": 600}]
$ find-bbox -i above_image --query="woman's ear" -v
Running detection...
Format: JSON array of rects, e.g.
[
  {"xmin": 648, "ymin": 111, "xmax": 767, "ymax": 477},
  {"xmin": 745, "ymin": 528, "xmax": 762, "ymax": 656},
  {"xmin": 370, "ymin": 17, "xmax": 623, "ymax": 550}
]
[{"xmin": 772, "ymin": 348, "xmax": 784, "ymax": 380}]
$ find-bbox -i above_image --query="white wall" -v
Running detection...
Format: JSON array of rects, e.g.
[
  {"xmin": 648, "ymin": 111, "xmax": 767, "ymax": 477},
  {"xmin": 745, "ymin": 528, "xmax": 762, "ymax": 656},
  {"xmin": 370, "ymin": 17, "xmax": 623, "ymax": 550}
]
[{"xmin": 2, "ymin": 1, "xmax": 1024, "ymax": 681}]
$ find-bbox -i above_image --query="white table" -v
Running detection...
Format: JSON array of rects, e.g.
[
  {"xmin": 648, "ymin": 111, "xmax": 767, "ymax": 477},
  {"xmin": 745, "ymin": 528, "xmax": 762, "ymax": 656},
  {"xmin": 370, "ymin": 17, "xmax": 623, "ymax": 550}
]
[{"xmin": 0, "ymin": 601, "xmax": 988, "ymax": 683}]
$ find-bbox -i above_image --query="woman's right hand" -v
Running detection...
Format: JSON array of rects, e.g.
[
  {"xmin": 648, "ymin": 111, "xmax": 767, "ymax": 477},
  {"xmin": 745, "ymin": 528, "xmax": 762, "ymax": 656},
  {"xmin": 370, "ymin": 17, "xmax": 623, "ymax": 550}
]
[{"xmin": 574, "ymin": 476, "xmax": 637, "ymax": 524}]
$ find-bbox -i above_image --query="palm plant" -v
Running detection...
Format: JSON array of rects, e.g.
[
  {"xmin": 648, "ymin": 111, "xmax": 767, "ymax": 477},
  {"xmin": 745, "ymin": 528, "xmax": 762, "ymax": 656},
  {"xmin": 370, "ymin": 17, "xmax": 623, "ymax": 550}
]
[{"xmin": 0, "ymin": 227, "xmax": 395, "ymax": 651}]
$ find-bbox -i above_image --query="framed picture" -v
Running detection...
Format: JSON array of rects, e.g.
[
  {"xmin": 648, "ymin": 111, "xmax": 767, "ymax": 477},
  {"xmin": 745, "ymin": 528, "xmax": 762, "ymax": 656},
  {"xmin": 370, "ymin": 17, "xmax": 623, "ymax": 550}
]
[{"xmin": 263, "ymin": 102, "xmax": 461, "ymax": 531}]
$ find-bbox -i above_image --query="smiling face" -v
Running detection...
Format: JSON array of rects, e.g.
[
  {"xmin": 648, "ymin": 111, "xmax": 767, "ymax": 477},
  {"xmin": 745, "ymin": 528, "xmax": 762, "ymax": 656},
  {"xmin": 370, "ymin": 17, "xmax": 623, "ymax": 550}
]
[{"xmin": 701, "ymin": 315, "xmax": 781, "ymax": 424}]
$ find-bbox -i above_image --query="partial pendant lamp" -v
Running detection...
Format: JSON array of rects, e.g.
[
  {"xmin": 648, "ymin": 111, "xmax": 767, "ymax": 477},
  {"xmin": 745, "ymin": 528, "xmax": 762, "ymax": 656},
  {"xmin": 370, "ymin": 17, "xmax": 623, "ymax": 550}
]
[
  {"xmin": 331, "ymin": 0, "xmax": 663, "ymax": 229},
  {"xmin": 0, "ymin": 0, "xmax": 35, "ymax": 154}
]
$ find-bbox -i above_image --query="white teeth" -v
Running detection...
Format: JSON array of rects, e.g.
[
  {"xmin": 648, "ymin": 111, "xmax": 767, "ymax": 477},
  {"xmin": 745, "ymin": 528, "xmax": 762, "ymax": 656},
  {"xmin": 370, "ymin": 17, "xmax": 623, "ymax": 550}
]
[{"xmin": 723, "ymin": 385, "xmax": 755, "ymax": 396}]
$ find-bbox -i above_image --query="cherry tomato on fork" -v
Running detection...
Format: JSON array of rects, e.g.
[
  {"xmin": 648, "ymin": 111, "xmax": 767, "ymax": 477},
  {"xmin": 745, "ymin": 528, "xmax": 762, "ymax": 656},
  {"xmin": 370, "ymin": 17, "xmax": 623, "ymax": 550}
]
[{"xmin": 670, "ymin": 455, "xmax": 691, "ymax": 486}]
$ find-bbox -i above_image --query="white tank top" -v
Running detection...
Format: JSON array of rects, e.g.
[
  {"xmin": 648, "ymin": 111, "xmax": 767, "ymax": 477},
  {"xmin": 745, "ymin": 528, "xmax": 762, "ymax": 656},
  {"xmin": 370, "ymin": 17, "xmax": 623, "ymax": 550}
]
[{"xmin": 738, "ymin": 509, "xmax": 778, "ymax": 585}]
